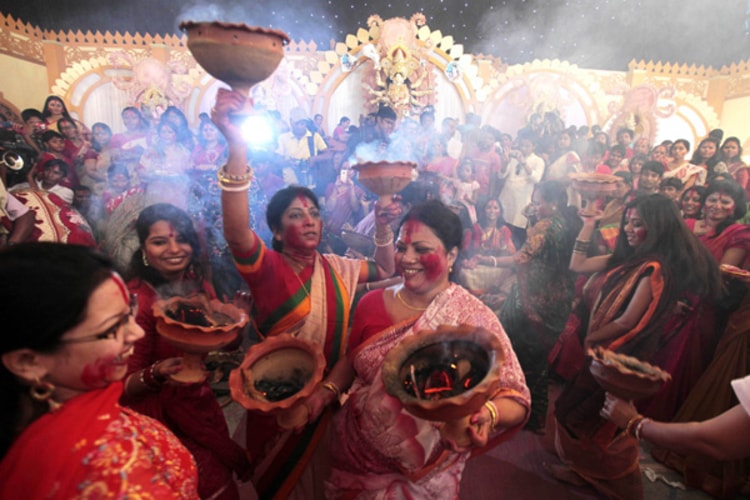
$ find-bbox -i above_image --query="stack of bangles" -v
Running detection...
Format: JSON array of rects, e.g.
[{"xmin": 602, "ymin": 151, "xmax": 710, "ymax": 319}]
[
  {"xmin": 140, "ymin": 362, "xmax": 166, "ymax": 391},
  {"xmin": 484, "ymin": 400, "xmax": 498, "ymax": 429},
  {"xmin": 624, "ymin": 414, "xmax": 651, "ymax": 440},
  {"xmin": 373, "ymin": 227, "xmax": 394, "ymax": 247},
  {"xmin": 217, "ymin": 164, "xmax": 254, "ymax": 192},
  {"xmin": 573, "ymin": 239, "xmax": 590, "ymax": 254}
]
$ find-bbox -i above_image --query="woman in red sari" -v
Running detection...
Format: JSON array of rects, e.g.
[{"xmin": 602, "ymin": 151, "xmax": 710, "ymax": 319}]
[
  {"xmin": 685, "ymin": 178, "xmax": 750, "ymax": 268},
  {"xmin": 0, "ymin": 243, "xmax": 197, "ymax": 498},
  {"xmin": 553, "ymin": 194, "xmax": 722, "ymax": 499},
  {"xmin": 212, "ymin": 88, "xmax": 400, "ymax": 498},
  {"xmin": 715, "ymin": 137, "xmax": 749, "ymax": 199},
  {"xmin": 123, "ymin": 203, "xmax": 251, "ymax": 499},
  {"xmin": 327, "ymin": 200, "xmax": 530, "ymax": 498}
]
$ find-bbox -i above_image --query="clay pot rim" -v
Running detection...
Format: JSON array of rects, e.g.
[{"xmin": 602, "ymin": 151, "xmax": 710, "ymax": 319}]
[
  {"xmin": 352, "ymin": 161, "xmax": 418, "ymax": 171},
  {"xmin": 569, "ymin": 172, "xmax": 621, "ymax": 184},
  {"xmin": 179, "ymin": 20, "xmax": 290, "ymax": 44},
  {"xmin": 382, "ymin": 324, "xmax": 505, "ymax": 421},
  {"xmin": 152, "ymin": 296, "xmax": 249, "ymax": 335},
  {"xmin": 589, "ymin": 347, "xmax": 671, "ymax": 384},
  {"xmin": 229, "ymin": 333, "xmax": 325, "ymax": 413}
]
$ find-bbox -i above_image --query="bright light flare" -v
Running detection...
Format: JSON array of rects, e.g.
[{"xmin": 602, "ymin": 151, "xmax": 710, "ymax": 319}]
[{"xmin": 241, "ymin": 114, "xmax": 275, "ymax": 150}]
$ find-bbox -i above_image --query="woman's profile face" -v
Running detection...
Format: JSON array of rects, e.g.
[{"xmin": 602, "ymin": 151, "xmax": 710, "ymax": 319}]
[
  {"xmin": 531, "ymin": 189, "xmax": 556, "ymax": 220},
  {"xmin": 36, "ymin": 278, "xmax": 143, "ymax": 402},
  {"xmin": 623, "ymin": 208, "xmax": 648, "ymax": 248},
  {"xmin": 275, "ymin": 196, "xmax": 322, "ymax": 252},
  {"xmin": 143, "ymin": 221, "xmax": 194, "ymax": 279},
  {"xmin": 395, "ymin": 220, "xmax": 455, "ymax": 295}
]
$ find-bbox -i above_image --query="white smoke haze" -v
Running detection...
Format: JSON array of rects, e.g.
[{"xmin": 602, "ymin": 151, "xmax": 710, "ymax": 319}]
[{"xmin": 475, "ymin": 0, "xmax": 749, "ymax": 69}]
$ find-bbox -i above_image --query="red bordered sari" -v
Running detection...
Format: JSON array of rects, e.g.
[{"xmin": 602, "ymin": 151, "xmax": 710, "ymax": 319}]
[{"xmin": 232, "ymin": 238, "xmax": 377, "ymax": 498}]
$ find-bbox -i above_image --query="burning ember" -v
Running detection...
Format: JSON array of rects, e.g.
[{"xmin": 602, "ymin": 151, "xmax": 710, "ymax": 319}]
[
  {"xmin": 165, "ymin": 302, "xmax": 233, "ymax": 327},
  {"xmin": 401, "ymin": 341, "xmax": 489, "ymax": 401},
  {"xmin": 254, "ymin": 367, "xmax": 311, "ymax": 402}
]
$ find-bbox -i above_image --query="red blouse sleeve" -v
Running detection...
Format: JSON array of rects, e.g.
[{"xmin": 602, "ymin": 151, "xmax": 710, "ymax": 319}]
[{"xmin": 347, "ymin": 289, "xmax": 391, "ymax": 354}]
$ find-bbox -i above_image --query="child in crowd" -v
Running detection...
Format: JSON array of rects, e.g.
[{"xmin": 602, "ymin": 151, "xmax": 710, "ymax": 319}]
[
  {"xmin": 453, "ymin": 158, "xmax": 481, "ymax": 225},
  {"xmin": 659, "ymin": 177, "xmax": 684, "ymax": 203}
]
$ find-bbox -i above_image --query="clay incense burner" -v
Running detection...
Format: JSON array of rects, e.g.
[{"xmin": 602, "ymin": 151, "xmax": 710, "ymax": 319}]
[
  {"xmin": 588, "ymin": 347, "xmax": 671, "ymax": 401},
  {"xmin": 229, "ymin": 333, "xmax": 325, "ymax": 429},
  {"xmin": 180, "ymin": 21, "xmax": 289, "ymax": 97},
  {"xmin": 569, "ymin": 172, "xmax": 620, "ymax": 215},
  {"xmin": 382, "ymin": 325, "xmax": 504, "ymax": 447},
  {"xmin": 153, "ymin": 295, "xmax": 248, "ymax": 384},
  {"xmin": 352, "ymin": 161, "xmax": 417, "ymax": 207}
]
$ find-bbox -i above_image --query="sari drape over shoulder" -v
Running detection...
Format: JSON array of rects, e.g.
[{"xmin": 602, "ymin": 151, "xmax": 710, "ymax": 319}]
[
  {"xmin": 327, "ymin": 284, "xmax": 530, "ymax": 499},
  {"xmin": 0, "ymin": 382, "xmax": 198, "ymax": 499},
  {"xmin": 232, "ymin": 238, "xmax": 376, "ymax": 498}
]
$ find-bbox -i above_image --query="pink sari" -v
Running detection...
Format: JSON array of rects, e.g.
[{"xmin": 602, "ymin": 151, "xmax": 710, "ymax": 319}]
[{"xmin": 326, "ymin": 284, "xmax": 530, "ymax": 499}]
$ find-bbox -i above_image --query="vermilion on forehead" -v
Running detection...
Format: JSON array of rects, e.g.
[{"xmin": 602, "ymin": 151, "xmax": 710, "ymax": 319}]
[{"xmin": 297, "ymin": 194, "xmax": 309, "ymax": 208}]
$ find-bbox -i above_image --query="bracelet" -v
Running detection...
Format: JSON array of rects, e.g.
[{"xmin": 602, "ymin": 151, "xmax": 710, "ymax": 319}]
[
  {"xmin": 635, "ymin": 418, "xmax": 651, "ymax": 440},
  {"xmin": 491, "ymin": 256, "xmax": 498, "ymax": 267},
  {"xmin": 365, "ymin": 282, "xmax": 371, "ymax": 292},
  {"xmin": 624, "ymin": 414, "xmax": 645, "ymax": 438},
  {"xmin": 573, "ymin": 239, "xmax": 591, "ymax": 254},
  {"xmin": 141, "ymin": 362, "xmax": 163, "ymax": 390},
  {"xmin": 321, "ymin": 381, "xmax": 341, "ymax": 400},
  {"xmin": 484, "ymin": 400, "xmax": 498, "ymax": 429},
  {"xmin": 217, "ymin": 164, "xmax": 253, "ymax": 184},
  {"xmin": 218, "ymin": 180, "xmax": 252, "ymax": 192},
  {"xmin": 373, "ymin": 228, "xmax": 394, "ymax": 247}
]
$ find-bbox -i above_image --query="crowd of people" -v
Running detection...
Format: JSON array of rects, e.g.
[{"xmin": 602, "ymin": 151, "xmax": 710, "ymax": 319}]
[{"xmin": 1, "ymin": 89, "xmax": 750, "ymax": 499}]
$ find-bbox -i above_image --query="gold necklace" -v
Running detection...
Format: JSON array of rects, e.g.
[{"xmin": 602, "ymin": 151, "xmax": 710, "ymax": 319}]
[{"xmin": 396, "ymin": 290, "xmax": 427, "ymax": 311}]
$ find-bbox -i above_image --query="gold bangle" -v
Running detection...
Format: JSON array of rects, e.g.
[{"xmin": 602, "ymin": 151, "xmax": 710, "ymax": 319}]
[
  {"xmin": 484, "ymin": 400, "xmax": 498, "ymax": 429},
  {"xmin": 321, "ymin": 381, "xmax": 341, "ymax": 399},
  {"xmin": 373, "ymin": 227, "xmax": 394, "ymax": 247},
  {"xmin": 217, "ymin": 165, "xmax": 254, "ymax": 184},
  {"xmin": 218, "ymin": 181, "xmax": 251, "ymax": 192},
  {"xmin": 625, "ymin": 414, "xmax": 645, "ymax": 438},
  {"xmin": 635, "ymin": 418, "xmax": 651, "ymax": 440}
]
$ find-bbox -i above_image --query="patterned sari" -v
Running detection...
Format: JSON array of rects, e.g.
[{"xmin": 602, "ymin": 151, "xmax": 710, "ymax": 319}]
[
  {"xmin": 554, "ymin": 259, "xmax": 671, "ymax": 499},
  {"xmin": 232, "ymin": 239, "xmax": 377, "ymax": 498},
  {"xmin": 0, "ymin": 382, "xmax": 198, "ymax": 499},
  {"xmin": 326, "ymin": 284, "xmax": 530, "ymax": 499}
]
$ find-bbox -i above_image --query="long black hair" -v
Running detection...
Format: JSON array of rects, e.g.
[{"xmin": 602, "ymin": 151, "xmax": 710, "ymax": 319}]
[{"xmin": 608, "ymin": 194, "xmax": 722, "ymax": 300}]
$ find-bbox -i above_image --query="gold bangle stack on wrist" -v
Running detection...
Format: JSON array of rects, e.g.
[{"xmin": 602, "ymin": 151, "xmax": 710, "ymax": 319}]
[
  {"xmin": 573, "ymin": 239, "xmax": 590, "ymax": 254},
  {"xmin": 217, "ymin": 164, "xmax": 253, "ymax": 192},
  {"xmin": 625, "ymin": 413, "xmax": 646, "ymax": 439},
  {"xmin": 373, "ymin": 227, "xmax": 394, "ymax": 247},
  {"xmin": 484, "ymin": 400, "xmax": 498, "ymax": 429}
]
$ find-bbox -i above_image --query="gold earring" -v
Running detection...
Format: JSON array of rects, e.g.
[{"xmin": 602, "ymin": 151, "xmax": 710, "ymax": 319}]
[
  {"xmin": 30, "ymin": 378, "xmax": 60, "ymax": 410},
  {"xmin": 142, "ymin": 250, "xmax": 149, "ymax": 267}
]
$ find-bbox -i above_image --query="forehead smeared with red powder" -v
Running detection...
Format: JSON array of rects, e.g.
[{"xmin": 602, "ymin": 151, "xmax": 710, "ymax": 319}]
[
  {"xmin": 110, "ymin": 273, "xmax": 129, "ymax": 304},
  {"xmin": 397, "ymin": 220, "xmax": 448, "ymax": 282},
  {"xmin": 297, "ymin": 194, "xmax": 310, "ymax": 208}
]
